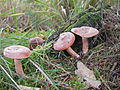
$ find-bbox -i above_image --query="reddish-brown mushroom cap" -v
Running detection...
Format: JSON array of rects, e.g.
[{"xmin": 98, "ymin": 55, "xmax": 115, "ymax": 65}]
[
  {"xmin": 29, "ymin": 37, "xmax": 44, "ymax": 44},
  {"xmin": 29, "ymin": 37, "xmax": 44, "ymax": 50},
  {"xmin": 4, "ymin": 45, "xmax": 31, "ymax": 75},
  {"xmin": 71, "ymin": 26, "xmax": 99, "ymax": 54},
  {"xmin": 53, "ymin": 32, "xmax": 75, "ymax": 50},
  {"xmin": 4, "ymin": 45, "xmax": 31, "ymax": 59},
  {"xmin": 53, "ymin": 32, "xmax": 80, "ymax": 58},
  {"xmin": 71, "ymin": 26, "xmax": 99, "ymax": 38}
]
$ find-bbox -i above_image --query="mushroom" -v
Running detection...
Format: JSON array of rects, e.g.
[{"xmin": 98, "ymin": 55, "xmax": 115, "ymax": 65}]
[
  {"xmin": 29, "ymin": 37, "xmax": 44, "ymax": 50},
  {"xmin": 3, "ymin": 45, "xmax": 31, "ymax": 75},
  {"xmin": 71, "ymin": 26, "xmax": 99, "ymax": 54},
  {"xmin": 53, "ymin": 32, "xmax": 80, "ymax": 58}
]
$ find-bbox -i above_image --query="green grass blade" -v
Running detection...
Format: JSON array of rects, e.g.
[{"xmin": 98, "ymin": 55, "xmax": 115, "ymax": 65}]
[
  {"xmin": 0, "ymin": 64, "xmax": 22, "ymax": 90},
  {"xmin": 28, "ymin": 59, "xmax": 59, "ymax": 90}
]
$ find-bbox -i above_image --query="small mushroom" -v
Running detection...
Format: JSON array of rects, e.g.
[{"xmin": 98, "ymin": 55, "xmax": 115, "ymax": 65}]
[
  {"xmin": 3, "ymin": 45, "xmax": 31, "ymax": 75},
  {"xmin": 71, "ymin": 26, "xmax": 99, "ymax": 54},
  {"xmin": 53, "ymin": 32, "xmax": 80, "ymax": 58},
  {"xmin": 29, "ymin": 37, "xmax": 44, "ymax": 50}
]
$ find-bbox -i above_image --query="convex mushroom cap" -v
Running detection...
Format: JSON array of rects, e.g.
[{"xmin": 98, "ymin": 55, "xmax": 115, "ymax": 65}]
[
  {"xmin": 71, "ymin": 26, "xmax": 99, "ymax": 54},
  {"xmin": 53, "ymin": 32, "xmax": 80, "ymax": 58},
  {"xmin": 71, "ymin": 26, "xmax": 99, "ymax": 38},
  {"xmin": 29, "ymin": 37, "xmax": 44, "ymax": 50},
  {"xmin": 53, "ymin": 32, "xmax": 75, "ymax": 50},
  {"xmin": 4, "ymin": 45, "xmax": 31, "ymax": 59},
  {"xmin": 29, "ymin": 37, "xmax": 44, "ymax": 44}
]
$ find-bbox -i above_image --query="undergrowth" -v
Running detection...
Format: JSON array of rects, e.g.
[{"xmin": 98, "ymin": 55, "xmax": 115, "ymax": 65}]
[{"xmin": 0, "ymin": 0, "xmax": 120, "ymax": 90}]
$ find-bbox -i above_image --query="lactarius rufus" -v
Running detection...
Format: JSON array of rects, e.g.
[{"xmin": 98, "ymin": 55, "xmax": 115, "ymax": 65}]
[
  {"xmin": 29, "ymin": 37, "xmax": 44, "ymax": 50},
  {"xmin": 71, "ymin": 26, "xmax": 99, "ymax": 54},
  {"xmin": 3, "ymin": 45, "xmax": 31, "ymax": 75},
  {"xmin": 53, "ymin": 32, "xmax": 80, "ymax": 58}
]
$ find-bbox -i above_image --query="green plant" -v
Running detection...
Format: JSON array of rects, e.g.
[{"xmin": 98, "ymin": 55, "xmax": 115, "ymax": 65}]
[{"xmin": 0, "ymin": 0, "xmax": 119, "ymax": 90}]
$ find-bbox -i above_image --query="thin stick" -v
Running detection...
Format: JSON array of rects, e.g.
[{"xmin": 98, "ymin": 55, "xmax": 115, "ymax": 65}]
[
  {"xmin": 0, "ymin": 64, "xmax": 22, "ymax": 90},
  {"xmin": 0, "ymin": 55, "xmax": 12, "ymax": 75},
  {"xmin": 28, "ymin": 59, "xmax": 59, "ymax": 90}
]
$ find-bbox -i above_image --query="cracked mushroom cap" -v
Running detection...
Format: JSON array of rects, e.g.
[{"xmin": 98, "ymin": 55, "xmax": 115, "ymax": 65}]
[
  {"xmin": 53, "ymin": 32, "xmax": 75, "ymax": 50},
  {"xmin": 4, "ymin": 45, "xmax": 31, "ymax": 59},
  {"xmin": 29, "ymin": 37, "xmax": 44, "ymax": 44},
  {"xmin": 71, "ymin": 26, "xmax": 99, "ymax": 38}
]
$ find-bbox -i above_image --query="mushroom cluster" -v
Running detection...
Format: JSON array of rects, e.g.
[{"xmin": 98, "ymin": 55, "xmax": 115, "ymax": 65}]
[
  {"xmin": 3, "ymin": 26, "xmax": 99, "ymax": 76},
  {"xmin": 3, "ymin": 34, "xmax": 45, "ymax": 75},
  {"xmin": 53, "ymin": 26, "xmax": 99, "ymax": 57}
]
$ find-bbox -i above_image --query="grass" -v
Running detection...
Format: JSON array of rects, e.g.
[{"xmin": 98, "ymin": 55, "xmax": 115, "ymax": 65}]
[
  {"xmin": 0, "ymin": 0, "xmax": 120, "ymax": 90},
  {"xmin": 0, "ymin": 30, "xmax": 86, "ymax": 89}
]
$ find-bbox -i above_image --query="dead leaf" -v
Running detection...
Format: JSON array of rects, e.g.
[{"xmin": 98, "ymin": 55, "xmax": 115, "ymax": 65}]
[{"xmin": 75, "ymin": 61, "xmax": 101, "ymax": 89}]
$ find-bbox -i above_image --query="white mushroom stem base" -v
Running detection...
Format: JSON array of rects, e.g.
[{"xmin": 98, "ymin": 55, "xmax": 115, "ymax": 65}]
[
  {"xmin": 14, "ymin": 59, "xmax": 24, "ymax": 75},
  {"xmin": 66, "ymin": 47, "xmax": 80, "ymax": 58},
  {"xmin": 82, "ymin": 37, "xmax": 88, "ymax": 54}
]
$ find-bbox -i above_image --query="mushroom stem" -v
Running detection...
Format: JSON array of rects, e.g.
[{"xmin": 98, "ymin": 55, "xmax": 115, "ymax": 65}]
[
  {"xmin": 66, "ymin": 47, "xmax": 80, "ymax": 58},
  {"xmin": 14, "ymin": 59, "xmax": 24, "ymax": 75},
  {"xmin": 82, "ymin": 37, "xmax": 88, "ymax": 54}
]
